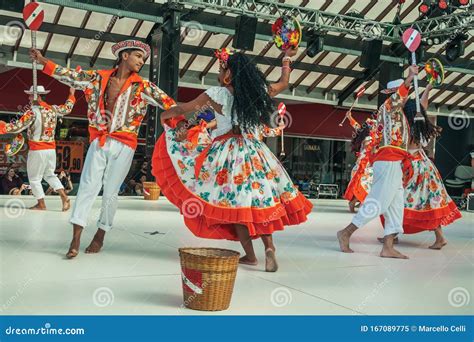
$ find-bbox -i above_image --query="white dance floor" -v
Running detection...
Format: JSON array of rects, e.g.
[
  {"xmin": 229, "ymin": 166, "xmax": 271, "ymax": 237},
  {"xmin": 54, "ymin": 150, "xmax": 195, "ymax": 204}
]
[{"xmin": 0, "ymin": 195, "xmax": 472, "ymax": 315}]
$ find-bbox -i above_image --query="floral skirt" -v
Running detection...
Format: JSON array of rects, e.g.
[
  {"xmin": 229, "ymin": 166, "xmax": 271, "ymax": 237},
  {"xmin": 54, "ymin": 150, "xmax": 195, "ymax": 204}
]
[
  {"xmin": 152, "ymin": 126, "xmax": 313, "ymax": 241},
  {"xmin": 401, "ymin": 149, "xmax": 461, "ymax": 234}
]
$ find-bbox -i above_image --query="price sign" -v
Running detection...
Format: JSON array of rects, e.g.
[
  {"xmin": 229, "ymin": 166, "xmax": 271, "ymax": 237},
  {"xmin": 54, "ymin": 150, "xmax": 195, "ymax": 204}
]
[{"xmin": 55, "ymin": 141, "xmax": 84, "ymax": 173}]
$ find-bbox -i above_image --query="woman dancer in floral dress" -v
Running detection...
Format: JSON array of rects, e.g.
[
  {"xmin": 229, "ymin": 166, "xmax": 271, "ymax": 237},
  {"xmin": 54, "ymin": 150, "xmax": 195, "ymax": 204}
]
[{"xmin": 152, "ymin": 47, "xmax": 312, "ymax": 272}]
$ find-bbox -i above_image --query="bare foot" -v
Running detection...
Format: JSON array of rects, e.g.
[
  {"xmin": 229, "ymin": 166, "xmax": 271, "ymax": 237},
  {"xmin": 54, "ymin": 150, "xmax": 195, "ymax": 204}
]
[
  {"xmin": 29, "ymin": 203, "xmax": 46, "ymax": 210},
  {"xmin": 377, "ymin": 236, "xmax": 399, "ymax": 244},
  {"xmin": 85, "ymin": 230, "xmax": 105, "ymax": 254},
  {"xmin": 380, "ymin": 246, "xmax": 409, "ymax": 259},
  {"xmin": 62, "ymin": 199, "xmax": 71, "ymax": 212},
  {"xmin": 337, "ymin": 229, "xmax": 354, "ymax": 253},
  {"xmin": 265, "ymin": 248, "xmax": 278, "ymax": 272},
  {"xmin": 239, "ymin": 255, "xmax": 258, "ymax": 266},
  {"xmin": 66, "ymin": 237, "xmax": 80, "ymax": 259},
  {"xmin": 429, "ymin": 240, "xmax": 447, "ymax": 250},
  {"xmin": 349, "ymin": 200, "xmax": 360, "ymax": 213}
]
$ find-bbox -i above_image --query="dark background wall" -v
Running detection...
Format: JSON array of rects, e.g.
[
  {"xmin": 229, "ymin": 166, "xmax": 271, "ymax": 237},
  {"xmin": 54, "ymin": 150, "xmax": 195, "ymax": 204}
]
[{"xmin": 435, "ymin": 115, "xmax": 473, "ymax": 180}]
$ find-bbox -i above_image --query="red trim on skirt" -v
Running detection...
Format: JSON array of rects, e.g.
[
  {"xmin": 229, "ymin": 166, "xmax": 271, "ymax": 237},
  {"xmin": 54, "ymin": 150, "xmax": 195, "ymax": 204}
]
[{"xmin": 380, "ymin": 201, "xmax": 462, "ymax": 234}]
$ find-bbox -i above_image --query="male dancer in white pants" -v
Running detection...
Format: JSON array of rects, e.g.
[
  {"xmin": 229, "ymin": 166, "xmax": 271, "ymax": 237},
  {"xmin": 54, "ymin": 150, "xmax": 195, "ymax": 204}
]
[
  {"xmin": 30, "ymin": 40, "xmax": 185, "ymax": 259},
  {"xmin": 0, "ymin": 85, "xmax": 75, "ymax": 211},
  {"xmin": 337, "ymin": 65, "xmax": 418, "ymax": 259}
]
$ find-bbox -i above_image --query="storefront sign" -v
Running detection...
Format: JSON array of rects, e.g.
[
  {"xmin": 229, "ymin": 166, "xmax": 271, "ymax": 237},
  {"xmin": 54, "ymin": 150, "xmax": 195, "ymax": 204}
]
[{"xmin": 304, "ymin": 144, "xmax": 320, "ymax": 151}]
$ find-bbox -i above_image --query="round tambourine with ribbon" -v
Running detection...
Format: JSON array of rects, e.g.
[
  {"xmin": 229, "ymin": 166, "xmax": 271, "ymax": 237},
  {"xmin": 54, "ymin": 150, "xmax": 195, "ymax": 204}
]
[
  {"xmin": 272, "ymin": 16, "xmax": 302, "ymax": 51},
  {"xmin": 424, "ymin": 58, "xmax": 445, "ymax": 87},
  {"xmin": 4, "ymin": 133, "xmax": 25, "ymax": 157}
]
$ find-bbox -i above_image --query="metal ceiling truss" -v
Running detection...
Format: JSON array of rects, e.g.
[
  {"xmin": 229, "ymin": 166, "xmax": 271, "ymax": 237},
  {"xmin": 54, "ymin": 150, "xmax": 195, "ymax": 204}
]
[
  {"xmin": 173, "ymin": 0, "xmax": 473, "ymax": 41},
  {"xmin": 38, "ymin": 0, "xmax": 474, "ymax": 44},
  {"xmin": 1, "ymin": 0, "xmax": 472, "ymax": 112}
]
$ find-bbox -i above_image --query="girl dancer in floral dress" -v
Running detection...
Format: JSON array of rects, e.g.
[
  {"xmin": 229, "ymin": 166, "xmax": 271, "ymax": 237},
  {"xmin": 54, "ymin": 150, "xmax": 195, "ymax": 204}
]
[
  {"xmin": 343, "ymin": 112, "xmax": 377, "ymax": 212},
  {"xmin": 153, "ymin": 48, "xmax": 312, "ymax": 272}
]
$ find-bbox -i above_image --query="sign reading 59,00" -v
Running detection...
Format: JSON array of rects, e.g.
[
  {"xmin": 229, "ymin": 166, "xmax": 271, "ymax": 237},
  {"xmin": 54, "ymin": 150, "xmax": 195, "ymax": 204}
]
[{"xmin": 55, "ymin": 141, "xmax": 84, "ymax": 173}]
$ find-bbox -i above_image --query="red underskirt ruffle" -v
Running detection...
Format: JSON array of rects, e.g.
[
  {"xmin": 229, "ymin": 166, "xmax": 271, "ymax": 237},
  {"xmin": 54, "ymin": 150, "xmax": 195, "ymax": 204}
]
[{"xmin": 381, "ymin": 201, "xmax": 462, "ymax": 234}]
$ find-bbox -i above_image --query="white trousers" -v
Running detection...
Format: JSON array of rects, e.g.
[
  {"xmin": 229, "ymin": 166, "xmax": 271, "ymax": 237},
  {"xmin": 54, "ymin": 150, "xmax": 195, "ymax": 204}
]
[
  {"xmin": 352, "ymin": 161, "xmax": 404, "ymax": 236},
  {"xmin": 70, "ymin": 138, "xmax": 134, "ymax": 232},
  {"xmin": 27, "ymin": 149, "xmax": 63, "ymax": 200}
]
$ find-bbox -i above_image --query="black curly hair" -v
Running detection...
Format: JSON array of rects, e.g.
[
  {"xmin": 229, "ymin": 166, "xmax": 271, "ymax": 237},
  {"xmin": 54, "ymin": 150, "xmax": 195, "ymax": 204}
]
[
  {"xmin": 351, "ymin": 124, "xmax": 372, "ymax": 153},
  {"xmin": 226, "ymin": 53, "xmax": 275, "ymax": 131},
  {"xmin": 403, "ymin": 99, "xmax": 441, "ymax": 145}
]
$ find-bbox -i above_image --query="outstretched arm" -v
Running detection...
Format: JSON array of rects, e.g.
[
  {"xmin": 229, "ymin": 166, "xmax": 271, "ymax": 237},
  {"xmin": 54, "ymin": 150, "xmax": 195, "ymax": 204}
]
[
  {"xmin": 268, "ymin": 47, "xmax": 298, "ymax": 98},
  {"xmin": 30, "ymin": 48, "xmax": 96, "ymax": 90},
  {"xmin": 160, "ymin": 92, "xmax": 213, "ymax": 125},
  {"xmin": 142, "ymin": 82, "xmax": 187, "ymax": 128},
  {"xmin": 0, "ymin": 110, "xmax": 35, "ymax": 134},
  {"xmin": 420, "ymin": 83, "xmax": 433, "ymax": 110},
  {"xmin": 52, "ymin": 88, "xmax": 76, "ymax": 117},
  {"xmin": 142, "ymin": 82, "xmax": 177, "ymax": 110},
  {"xmin": 347, "ymin": 111, "xmax": 361, "ymax": 130}
]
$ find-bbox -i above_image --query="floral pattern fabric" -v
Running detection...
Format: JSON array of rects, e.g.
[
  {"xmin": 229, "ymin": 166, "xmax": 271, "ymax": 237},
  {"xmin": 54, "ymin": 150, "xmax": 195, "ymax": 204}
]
[
  {"xmin": 43, "ymin": 61, "xmax": 175, "ymax": 137},
  {"xmin": 1, "ymin": 97, "xmax": 75, "ymax": 142},
  {"xmin": 404, "ymin": 149, "xmax": 455, "ymax": 211},
  {"xmin": 164, "ymin": 125, "xmax": 299, "ymax": 209},
  {"xmin": 371, "ymin": 84, "xmax": 410, "ymax": 152},
  {"xmin": 398, "ymin": 148, "xmax": 461, "ymax": 233},
  {"xmin": 344, "ymin": 137, "xmax": 374, "ymax": 202}
]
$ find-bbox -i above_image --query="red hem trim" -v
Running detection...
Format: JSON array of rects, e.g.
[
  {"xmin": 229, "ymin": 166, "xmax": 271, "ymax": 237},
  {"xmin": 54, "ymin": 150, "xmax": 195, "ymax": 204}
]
[
  {"xmin": 402, "ymin": 201, "xmax": 462, "ymax": 234},
  {"xmin": 380, "ymin": 201, "xmax": 462, "ymax": 234},
  {"xmin": 151, "ymin": 134, "xmax": 313, "ymax": 241}
]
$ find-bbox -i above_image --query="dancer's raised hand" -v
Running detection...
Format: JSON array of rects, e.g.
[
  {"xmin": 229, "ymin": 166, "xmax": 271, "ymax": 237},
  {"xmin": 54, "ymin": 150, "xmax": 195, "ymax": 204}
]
[
  {"xmin": 408, "ymin": 65, "xmax": 419, "ymax": 77},
  {"xmin": 69, "ymin": 87, "xmax": 76, "ymax": 96},
  {"xmin": 284, "ymin": 47, "xmax": 298, "ymax": 58},
  {"xmin": 29, "ymin": 48, "xmax": 47, "ymax": 65}
]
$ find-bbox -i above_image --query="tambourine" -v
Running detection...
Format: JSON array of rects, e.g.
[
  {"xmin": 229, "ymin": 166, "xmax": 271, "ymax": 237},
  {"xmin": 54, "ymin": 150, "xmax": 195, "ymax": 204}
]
[
  {"xmin": 272, "ymin": 16, "xmax": 302, "ymax": 51},
  {"xmin": 4, "ymin": 133, "xmax": 25, "ymax": 157},
  {"xmin": 425, "ymin": 58, "xmax": 444, "ymax": 87}
]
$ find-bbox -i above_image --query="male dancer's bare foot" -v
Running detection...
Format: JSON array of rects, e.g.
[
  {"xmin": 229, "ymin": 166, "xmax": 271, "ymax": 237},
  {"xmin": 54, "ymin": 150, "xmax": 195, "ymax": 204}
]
[
  {"xmin": 380, "ymin": 234, "xmax": 408, "ymax": 259},
  {"xmin": 30, "ymin": 199, "xmax": 46, "ymax": 210},
  {"xmin": 377, "ymin": 236, "xmax": 399, "ymax": 244},
  {"xmin": 429, "ymin": 239, "xmax": 447, "ymax": 250},
  {"xmin": 85, "ymin": 229, "xmax": 106, "ymax": 254},
  {"xmin": 265, "ymin": 248, "xmax": 278, "ymax": 272},
  {"xmin": 62, "ymin": 198, "xmax": 71, "ymax": 212},
  {"xmin": 66, "ymin": 224, "xmax": 83, "ymax": 259},
  {"xmin": 66, "ymin": 239, "xmax": 80, "ymax": 259},
  {"xmin": 29, "ymin": 203, "xmax": 46, "ymax": 210},
  {"xmin": 380, "ymin": 246, "xmax": 409, "ymax": 259},
  {"xmin": 239, "ymin": 255, "xmax": 258, "ymax": 266},
  {"xmin": 337, "ymin": 225, "xmax": 356, "ymax": 253},
  {"xmin": 58, "ymin": 189, "xmax": 70, "ymax": 211},
  {"xmin": 348, "ymin": 199, "xmax": 358, "ymax": 213}
]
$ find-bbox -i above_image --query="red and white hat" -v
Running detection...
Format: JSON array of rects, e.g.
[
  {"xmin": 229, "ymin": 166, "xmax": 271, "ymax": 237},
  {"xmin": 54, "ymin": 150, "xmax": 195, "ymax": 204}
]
[{"xmin": 111, "ymin": 40, "xmax": 151, "ymax": 59}]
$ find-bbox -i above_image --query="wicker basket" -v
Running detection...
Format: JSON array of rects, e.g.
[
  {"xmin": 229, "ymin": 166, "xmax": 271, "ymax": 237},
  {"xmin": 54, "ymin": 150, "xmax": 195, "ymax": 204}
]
[
  {"xmin": 179, "ymin": 247, "xmax": 240, "ymax": 311},
  {"xmin": 143, "ymin": 182, "xmax": 160, "ymax": 200}
]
